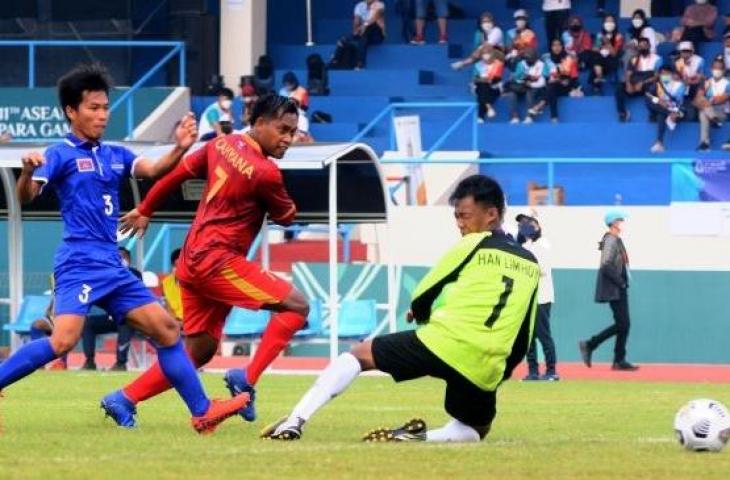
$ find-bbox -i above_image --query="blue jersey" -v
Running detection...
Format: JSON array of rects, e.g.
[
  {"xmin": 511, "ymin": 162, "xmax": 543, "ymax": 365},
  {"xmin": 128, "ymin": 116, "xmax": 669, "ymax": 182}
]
[
  {"xmin": 31, "ymin": 132, "xmax": 155, "ymax": 322},
  {"xmin": 33, "ymin": 132, "xmax": 138, "ymax": 245}
]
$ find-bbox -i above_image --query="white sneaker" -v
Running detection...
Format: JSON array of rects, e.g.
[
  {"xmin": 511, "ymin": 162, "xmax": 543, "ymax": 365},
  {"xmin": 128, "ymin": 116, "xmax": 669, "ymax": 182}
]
[
  {"xmin": 666, "ymin": 117, "xmax": 677, "ymax": 131},
  {"xmin": 523, "ymin": 116, "xmax": 534, "ymax": 124},
  {"xmin": 477, "ymin": 117, "xmax": 485, "ymax": 124},
  {"xmin": 510, "ymin": 117, "xmax": 520, "ymax": 124},
  {"xmin": 650, "ymin": 142, "xmax": 665, "ymax": 153},
  {"xmin": 486, "ymin": 105, "xmax": 496, "ymax": 118},
  {"xmin": 569, "ymin": 87, "xmax": 584, "ymax": 97}
]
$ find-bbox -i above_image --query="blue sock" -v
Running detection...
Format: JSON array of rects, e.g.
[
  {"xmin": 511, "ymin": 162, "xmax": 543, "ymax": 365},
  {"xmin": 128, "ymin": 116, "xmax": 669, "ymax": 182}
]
[
  {"xmin": 156, "ymin": 338, "xmax": 210, "ymax": 416},
  {"xmin": 0, "ymin": 338, "xmax": 57, "ymax": 390}
]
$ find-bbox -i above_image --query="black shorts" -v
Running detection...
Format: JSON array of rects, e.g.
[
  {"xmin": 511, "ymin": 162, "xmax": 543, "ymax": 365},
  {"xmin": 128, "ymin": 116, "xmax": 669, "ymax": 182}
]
[{"xmin": 371, "ymin": 330, "xmax": 496, "ymax": 427}]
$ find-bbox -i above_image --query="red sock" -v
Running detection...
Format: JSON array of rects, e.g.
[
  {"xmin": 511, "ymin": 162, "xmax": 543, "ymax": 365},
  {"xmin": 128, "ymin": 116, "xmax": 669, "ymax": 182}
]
[
  {"xmin": 123, "ymin": 350, "xmax": 205, "ymax": 404},
  {"xmin": 246, "ymin": 311, "xmax": 305, "ymax": 385}
]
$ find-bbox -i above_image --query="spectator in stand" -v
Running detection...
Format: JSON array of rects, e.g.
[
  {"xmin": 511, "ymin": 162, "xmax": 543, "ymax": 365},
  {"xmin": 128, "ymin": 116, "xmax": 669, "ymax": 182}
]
[
  {"xmin": 279, "ymin": 72, "xmax": 310, "ymax": 111},
  {"xmin": 645, "ymin": 65, "xmax": 686, "ymax": 153},
  {"xmin": 674, "ymin": 41, "xmax": 706, "ymax": 121},
  {"xmin": 452, "ymin": 44, "xmax": 505, "ymax": 122},
  {"xmin": 625, "ymin": 9, "xmax": 657, "ymax": 62},
  {"xmin": 562, "ymin": 15, "xmax": 593, "ymax": 70},
  {"xmin": 724, "ymin": 32, "xmax": 730, "ymax": 73},
  {"xmin": 506, "ymin": 10, "xmax": 539, "ymax": 70},
  {"xmin": 473, "ymin": 11, "xmax": 504, "ymax": 50},
  {"xmin": 506, "ymin": 48, "xmax": 550, "ymax": 124},
  {"xmin": 677, "ymin": 0, "xmax": 718, "ymax": 44},
  {"xmin": 545, "ymin": 38, "xmax": 581, "ymax": 123},
  {"xmin": 240, "ymin": 83, "xmax": 259, "ymax": 129},
  {"xmin": 589, "ymin": 14, "xmax": 624, "ymax": 94},
  {"xmin": 198, "ymin": 87, "xmax": 233, "ymax": 141},
  {"xmin": 543, "ymin": 0, "xmax": 571, "ymax": 44},
  {"xmin": 352, "ymin": 0, "xmax": 386, "ymax": 69},
  {"xmin": 615, "ymin": 37, "xmax": 662, "ymax": 122},
  {"xmin": 80, "ymin": 247, "xmax": 140, "ymax": 371},
  {"xmin": 696, "ymin": 59, "xmax": 730, "ymax": 151},
  {"xmin": 411, "ymin": 0, "xmax": 448, "ymax": 45}
]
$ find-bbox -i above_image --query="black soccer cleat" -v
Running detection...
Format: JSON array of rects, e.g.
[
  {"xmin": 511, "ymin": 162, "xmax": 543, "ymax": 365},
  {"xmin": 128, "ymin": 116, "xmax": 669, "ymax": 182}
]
[
  {"xmin": 260, "ymin": 416, "xmax": 304, "ymax": 441},
  {"xmin": 362, "ymin": 418, "xmax": 427, "ymax": 442}
]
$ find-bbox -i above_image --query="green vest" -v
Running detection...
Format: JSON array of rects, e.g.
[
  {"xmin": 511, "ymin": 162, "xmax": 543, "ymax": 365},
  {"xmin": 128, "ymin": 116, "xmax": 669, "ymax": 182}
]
[{"xmin": 414, "ymin": 231, "xmax": 539, "ymax": 391}]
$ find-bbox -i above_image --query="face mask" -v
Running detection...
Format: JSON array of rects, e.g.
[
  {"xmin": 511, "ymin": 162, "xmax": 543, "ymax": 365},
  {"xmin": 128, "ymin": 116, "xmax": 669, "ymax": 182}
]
[
  {"xmin": 518, "ymin": 223, "xmax": 539, "ymax": 240},
  {"xmin": 639, "ymin": 47, "xmax": 650, "ymax": 55},
  {"xmin": 696, "ymin": 0, "xmax": 707, "ymax": 4},
  {"xmin": 712, "ymin": 69, "xmax": 725, "ymax": 79},
  {"xmin": 482, "ymin": 22, "xmax": 493, "ymax": 32},
  {"xmin": 632, "ymin": 18, "xmax": 643, "ymax": 29},
  {"xmin": 604, "ymin": 22, "xmax": 616, "ymax": 32},
  {"xmin": 569, "ymin": 24, "xmax": 581, "ymax": 32},
  {"xmin": 220, "ymin": 99, "xmax": 232, "ymax": 110},
  {"xmin": 660, "ymin": 74, "xmax": 672, "ymax": 83},
  {"xmin": 516, "ymin": 19, "xmax": 527, "ymax": 29}
]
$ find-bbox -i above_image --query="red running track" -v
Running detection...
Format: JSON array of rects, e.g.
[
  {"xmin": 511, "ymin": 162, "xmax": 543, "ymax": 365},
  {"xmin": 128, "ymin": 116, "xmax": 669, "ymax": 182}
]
[{"xmin": 64, "ymin": 353, "xmax": 730, "ymax": 383}]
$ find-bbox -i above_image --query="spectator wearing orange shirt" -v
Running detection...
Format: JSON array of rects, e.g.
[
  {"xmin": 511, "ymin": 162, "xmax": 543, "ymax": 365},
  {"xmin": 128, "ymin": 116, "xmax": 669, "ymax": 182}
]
[
  {"xmin": 505, "ymin": 10, "xmax": 539, "ymax": 70},
  {"xmin": 544, "ymin": 39, "xmax": 580, "ymax": 122},
  {"xmin": 562, "ymin": 16, "xmax": 593, "ymax": 68},
  {"xmin": 279, "ymin": 72, "xmax": 310, "ymax": 112},
  {"xmin": 589, "ymin": 14, "xmax": 624, "ymax": 94},
  {"xmin": 452, "ymin": 44, "xmax": 505, "ymax": 122}
]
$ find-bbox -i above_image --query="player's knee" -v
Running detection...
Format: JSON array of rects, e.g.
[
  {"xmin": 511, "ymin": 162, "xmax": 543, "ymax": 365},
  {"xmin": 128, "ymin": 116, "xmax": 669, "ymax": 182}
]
[
  {"xmin": 288, "ymin": 289, "xmax": 310, "ymax": 317},
  {"xmin": 349, "ymin": 341, "xmax": 376, "ymax": 370},
  {"xmin": 152, "ymin": 315, "xmax": 181, "ymax": 346},
  {"xmin": 49, "ymin": 332, "xmax": 79, "ymax": 355}
]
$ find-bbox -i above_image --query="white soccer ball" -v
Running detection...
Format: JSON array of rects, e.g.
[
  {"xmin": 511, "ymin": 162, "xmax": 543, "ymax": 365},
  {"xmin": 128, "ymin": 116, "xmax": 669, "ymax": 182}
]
[{"xmin": 674, "ymin": 399, "xmax": 730, "ymax": 452}]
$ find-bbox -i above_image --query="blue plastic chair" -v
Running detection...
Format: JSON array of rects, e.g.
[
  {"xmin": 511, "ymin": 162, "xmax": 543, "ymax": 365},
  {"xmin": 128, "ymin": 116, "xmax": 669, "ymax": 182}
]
[
  {"xmin": 223, "ymin": 308, "xmax": 271, "ymax": 338},
  {"xmin": 295, "ymin": 299, "xmax": 323, "ymax": 338},
  {"xmin": 3, "ymin": 295, "xmax": 52, "ymax": 336},
  {"xmin": 337, "ymin": 299, "xmax": 377, "ymax": 339}
]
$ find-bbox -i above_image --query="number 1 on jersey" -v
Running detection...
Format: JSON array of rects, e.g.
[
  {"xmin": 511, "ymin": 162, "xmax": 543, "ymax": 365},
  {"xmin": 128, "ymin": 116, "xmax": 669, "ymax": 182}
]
[{"xmin": 485, "ymin": 275, "xmax": 514, "ymax": 328}]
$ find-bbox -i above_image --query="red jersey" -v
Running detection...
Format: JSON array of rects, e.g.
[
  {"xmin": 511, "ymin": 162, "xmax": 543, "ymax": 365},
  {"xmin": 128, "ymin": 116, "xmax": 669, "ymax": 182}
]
[{"xmin": 137, "ymin": 134, "xmax": 296, "ymax": 282}]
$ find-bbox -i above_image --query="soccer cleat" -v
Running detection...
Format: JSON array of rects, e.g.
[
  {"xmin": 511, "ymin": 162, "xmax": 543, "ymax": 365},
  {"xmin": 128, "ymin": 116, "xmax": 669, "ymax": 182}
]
[
  {"xmin": 191, "ymin": 393, "xmax": 250, "ymax": 435},
  {"xmin": 522, "ymin": 373, "xmax": 540, "ymax": 381},
  {"xmin": 100, "ymin": 390, "xmax": 137, "ymax": 428},
  {"xmin": 362, "ymin": 418, "xmax": 427, "ymax": 442},
  {"xmin": 224, "ymin": 368, "xmax": 256, "ymax": 422},
  {"xmin": 261, "ymin": 416, "xmax": 304, "ymax": 441}
]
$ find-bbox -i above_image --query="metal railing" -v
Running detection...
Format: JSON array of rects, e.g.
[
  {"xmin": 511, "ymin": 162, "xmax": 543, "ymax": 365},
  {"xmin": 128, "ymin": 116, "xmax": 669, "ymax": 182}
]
[{"xmin": 0, "ymin": 40, "xmax": 186, "ymax": 140}]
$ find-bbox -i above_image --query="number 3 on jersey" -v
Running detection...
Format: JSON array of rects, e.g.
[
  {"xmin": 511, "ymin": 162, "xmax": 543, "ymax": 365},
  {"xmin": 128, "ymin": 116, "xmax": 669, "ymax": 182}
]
[
  {"xmin": 102, "ymin": 194, "xmax": 113, "ymax": 216},
  {"xmin": 485, "ymin": 275, "xmax": 514, "ymax": 328}
]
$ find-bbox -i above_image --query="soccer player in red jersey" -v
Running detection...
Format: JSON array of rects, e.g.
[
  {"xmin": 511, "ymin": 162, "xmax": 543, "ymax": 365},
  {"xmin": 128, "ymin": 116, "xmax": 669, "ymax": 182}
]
[{"xmin": 100, "ymin": 95, "xmax": 310, "ymax": 427}]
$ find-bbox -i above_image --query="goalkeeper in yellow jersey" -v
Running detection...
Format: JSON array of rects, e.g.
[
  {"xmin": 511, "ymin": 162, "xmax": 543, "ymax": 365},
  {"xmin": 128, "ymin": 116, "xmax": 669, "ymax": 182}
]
[{"xmin": 262, "ymin": 175, "xmax": 539, "ymax": 443}]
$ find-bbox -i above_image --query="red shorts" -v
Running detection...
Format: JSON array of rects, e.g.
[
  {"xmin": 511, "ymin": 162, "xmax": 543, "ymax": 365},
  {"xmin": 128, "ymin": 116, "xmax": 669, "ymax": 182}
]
[{"xmin": 180, "ymin": 256, "xmax": 292, "ymax": 340}]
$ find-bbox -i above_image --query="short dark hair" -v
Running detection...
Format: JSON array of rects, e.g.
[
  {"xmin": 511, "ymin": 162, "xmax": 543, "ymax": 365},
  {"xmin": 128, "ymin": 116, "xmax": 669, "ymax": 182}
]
[
  {"xmin": 249, "ymin": 94, "xmax": 299, "ymax": 126},
  {"xmin": 449, "ymin": 174, "xmax": 505, "ymax": 217},
  {"xmin": 170, "ymin": 248, "xmax": 181, "ymax": 264},
  {"xmin": 218, "ymin": 87, "xmax": 234, "ymax": 99},
  {"xmin": 57, "ymin": 63, "xmax": 112, "ymax": 120},
  {"xmin": 638, "ymin": 37, "xmax": 650, "ymax": 45}
]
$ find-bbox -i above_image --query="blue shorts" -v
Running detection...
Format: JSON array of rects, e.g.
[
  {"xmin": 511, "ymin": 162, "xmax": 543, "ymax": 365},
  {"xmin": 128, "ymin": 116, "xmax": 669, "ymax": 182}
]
[
  {"xmin": 53, "ymin": 243, "xmax": 156, "ymax": 323},
  {"xmin": 415, "ymin": 0, "xmax": 448, "ymax": 19}
]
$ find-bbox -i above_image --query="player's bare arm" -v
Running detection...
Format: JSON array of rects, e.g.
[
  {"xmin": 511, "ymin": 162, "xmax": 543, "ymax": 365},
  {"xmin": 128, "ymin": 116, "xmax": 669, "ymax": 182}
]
[
  {"xmin": 132, "ymin": 112, "xmax": 197, "ymax": 179},
  {"xmin": 16, "ymin": 151, "xmax": 46, "ymax": 204}
]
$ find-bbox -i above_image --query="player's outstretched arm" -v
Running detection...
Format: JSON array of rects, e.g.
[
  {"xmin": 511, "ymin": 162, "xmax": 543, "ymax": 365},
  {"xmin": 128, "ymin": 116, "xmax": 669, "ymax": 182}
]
[
  {"xmin": 132, "ymin": 112, "xmax": 197, "ymax": 179},
  {"xmin": 16, "ymin": 152, "xmax": 45, "ymax": 204}
]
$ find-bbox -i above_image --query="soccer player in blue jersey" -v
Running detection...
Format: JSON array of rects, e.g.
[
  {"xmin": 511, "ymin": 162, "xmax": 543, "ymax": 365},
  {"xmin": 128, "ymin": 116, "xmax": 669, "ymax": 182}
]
[{"xmin": 0, "ymin": 64, "xmax": 249, "ymax": 434}]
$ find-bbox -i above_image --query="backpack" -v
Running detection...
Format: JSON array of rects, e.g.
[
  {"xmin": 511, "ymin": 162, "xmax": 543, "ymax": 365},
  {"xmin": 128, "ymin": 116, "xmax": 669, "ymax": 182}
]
[
  {"xmin": 306, "ymin": 53, "xmax": 330, "ymax": 95},
  {"xmin": 328, "ymin": 36, "xmax": 358, "ymax": 70}
]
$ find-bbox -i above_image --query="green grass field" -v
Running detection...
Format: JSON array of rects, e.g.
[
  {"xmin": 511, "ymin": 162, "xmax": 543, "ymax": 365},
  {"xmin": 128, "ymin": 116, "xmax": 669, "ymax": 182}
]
[{"xmin": 1, "ymin": 371, "xmax": 729, "ymax": 480}]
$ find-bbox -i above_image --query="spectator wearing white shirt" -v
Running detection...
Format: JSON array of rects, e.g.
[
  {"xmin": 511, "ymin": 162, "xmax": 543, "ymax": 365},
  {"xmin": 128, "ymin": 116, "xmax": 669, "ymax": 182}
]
[
  {"xmin": 505, "ymin": 48, "xmax": 550, "ymax": 124},
  {"xmin": 674, "ymin": 41, "xmax": 705, "ymax": 121},
  {"xmin": 625, "ymin": 9, "xmax": 657, "ymax": 60},
  {"xmin": 615, "ymin": 37, "xmax": 662, "ymax": 122},
  {"xmin": 352, "ymin": 0, "xmax": 386, "ymax": 69},
  {"xmin": 198, "ymin": 88, "xmax": 233, "ymax": 140},
  {"xmin": 516, "ymin": 213, "xmax": 559, "ymax": 382},
  {"xmin": 697, "ymin": 59, "xmax": 730, "ymax": 151},
  {"xmin": 645, "ymin": 65, "xmax": 686, "ymax": 153},
  {"xmin": 543, "ymin": 0, "xmax": 571, "ymax": 44},
  {"xmin": 473, "ymin": 12, "xmax": 504, "ymax": 50}
]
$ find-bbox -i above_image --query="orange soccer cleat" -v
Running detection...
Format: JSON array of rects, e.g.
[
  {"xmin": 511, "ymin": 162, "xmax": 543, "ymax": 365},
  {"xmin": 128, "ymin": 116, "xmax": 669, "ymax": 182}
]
[{"xmin": 191, "ymin": 393, "xmax": 250, "ymax": 435}]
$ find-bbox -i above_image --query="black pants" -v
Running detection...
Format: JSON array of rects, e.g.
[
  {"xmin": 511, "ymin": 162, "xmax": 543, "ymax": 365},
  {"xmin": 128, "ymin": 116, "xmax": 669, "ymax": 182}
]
[
  {"xmin": 352, "ymin": 24, "xmax": 385, "ymax": 68},
  {"xmin": 544, "ymin": 9, "xmax": 570, "ymax": 44},
  {"xmin": 587, "ymin": 289, "xmax": 630, "ymax": 364},
  {"xmin": 615, "ymin": 82, "xmax": 647, "ymax": 116},
  {"xmin": 547, "ymin": 81, "xmax": 576, "ymax": 119},
  {"xmin": 82, "ymin": 314, "xmax": 133, "ymax": 365},
  {"xmin": 475, "ymin": 82, "xmax": 500, "ymax": 119},
  {"xmin": 526, "ymin": 303, "xmax": 557, "ymax": 374},
  {"xmin": 645, "ymin": 99, "xmax": 677, "ymax": 143}
]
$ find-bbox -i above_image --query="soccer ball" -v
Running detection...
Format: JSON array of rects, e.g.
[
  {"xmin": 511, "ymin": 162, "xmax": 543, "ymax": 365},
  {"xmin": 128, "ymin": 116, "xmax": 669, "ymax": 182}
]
[{"xmin": 674, "ymin": 399, "xmax": 730, "ymax": 452}]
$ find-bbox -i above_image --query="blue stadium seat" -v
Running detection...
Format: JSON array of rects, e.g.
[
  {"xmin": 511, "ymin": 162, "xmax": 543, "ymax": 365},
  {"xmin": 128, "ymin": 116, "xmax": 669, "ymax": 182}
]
[
  {"xmin": 223, "ymin": 308, "xmax": 270, "ymax": 338},
  {"xmin": 337, "ymin": 299, "xmax": 377, "ymax": 339},
  {"xmin": 3, "ymin": 295, "xmax": 52, "ymax": 335}
]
